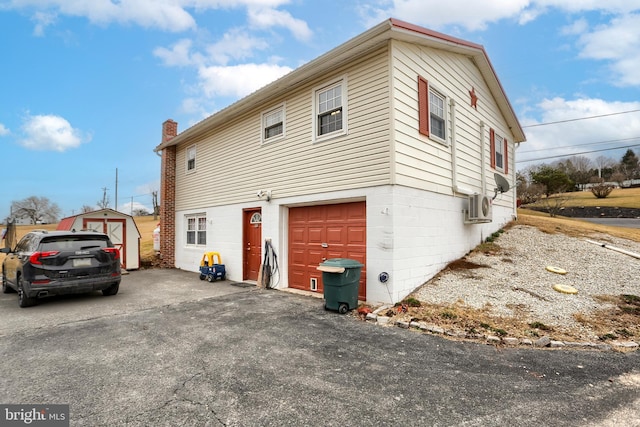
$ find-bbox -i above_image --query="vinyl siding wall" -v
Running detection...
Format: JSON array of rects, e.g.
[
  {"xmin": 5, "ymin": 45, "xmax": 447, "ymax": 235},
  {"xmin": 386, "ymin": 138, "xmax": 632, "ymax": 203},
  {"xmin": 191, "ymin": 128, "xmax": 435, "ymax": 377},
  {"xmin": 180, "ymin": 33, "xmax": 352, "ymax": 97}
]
[
  {"xmin": 391, "ymin": 40, "xmax": 516, "ymax": 208},
  {"xmin": 173, "ymin": 46, "xmax": 393, "ymax": 212}
]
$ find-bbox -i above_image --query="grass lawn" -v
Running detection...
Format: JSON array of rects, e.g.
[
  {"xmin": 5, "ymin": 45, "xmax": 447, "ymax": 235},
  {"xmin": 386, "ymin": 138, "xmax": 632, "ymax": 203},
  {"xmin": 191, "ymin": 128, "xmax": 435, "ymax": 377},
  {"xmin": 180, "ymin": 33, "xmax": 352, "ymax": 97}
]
[{"xmin": 529, "ymin": 186, "xmax": 640, "ymax": 209}]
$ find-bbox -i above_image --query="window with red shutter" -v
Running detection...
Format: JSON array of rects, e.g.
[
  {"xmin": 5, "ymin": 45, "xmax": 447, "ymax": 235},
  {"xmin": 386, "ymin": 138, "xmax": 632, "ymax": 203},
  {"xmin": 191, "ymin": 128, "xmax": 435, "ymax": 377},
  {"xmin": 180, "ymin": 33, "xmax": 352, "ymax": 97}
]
[{"xmin": 418, "ymin": 76, "xmax": 429, "ymax": 136}]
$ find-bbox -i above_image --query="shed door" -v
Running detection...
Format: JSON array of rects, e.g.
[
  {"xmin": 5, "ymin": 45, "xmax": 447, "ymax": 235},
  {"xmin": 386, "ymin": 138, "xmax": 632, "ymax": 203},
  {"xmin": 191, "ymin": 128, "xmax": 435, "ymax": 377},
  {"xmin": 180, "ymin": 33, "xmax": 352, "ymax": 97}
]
[
  {"xmin": 288, "ymin": 202, "xmax": 366, "ymax": 299},
  {"xmin": 83, "ymin": 218, "xmax": 127, "ymax": 269}
]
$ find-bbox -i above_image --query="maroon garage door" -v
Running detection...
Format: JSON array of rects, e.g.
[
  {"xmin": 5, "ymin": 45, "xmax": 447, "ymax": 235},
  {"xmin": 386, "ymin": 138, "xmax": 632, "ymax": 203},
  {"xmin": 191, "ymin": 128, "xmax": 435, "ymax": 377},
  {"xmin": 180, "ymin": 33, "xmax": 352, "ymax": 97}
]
[{"xmin": 288, "ymin": 202, "xmax": 366, "ymax": 300}]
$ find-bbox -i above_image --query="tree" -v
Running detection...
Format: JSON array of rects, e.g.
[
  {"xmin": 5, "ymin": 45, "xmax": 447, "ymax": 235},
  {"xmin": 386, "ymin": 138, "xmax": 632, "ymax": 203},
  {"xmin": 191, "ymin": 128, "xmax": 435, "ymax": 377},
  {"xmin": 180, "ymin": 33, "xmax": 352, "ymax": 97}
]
[
  {"xmin": 11, "ymin": 196, "xmax": 61, "ymax": 224},
  {"xmin": 530, "ymin": 165, "xmax": 573, "ymax": 197},
  {"xmin": 516, "ymin": 171, "xmax": 544, "ymax": 205},
  {"xmin": 132, "ymin": 208, "xmax": 150, "ymax": 216},
  {"xmin": 594, "ymin": 155, "xmax": 616, "ymax": 180},
  {"xmin": 620, "ymin": 149, "xmax": 639, "ymax": 181},
  {"xmin": 610, "ymin": 171, "xmax": 626, "ymax": 188},
  {"xmin": 562, "ymin": 156, "xmax": 592, "ymax": 190},
  {"xmin": 81, "ymin": 205, "xmax": 95, "ymax": 213},
  {"xmin": 152, "ymin": 190, "xmax": 159, "ymax": 220},
  {"xmin": 97, "ymin": 187, "xmax": 110, "ymax": 209}
]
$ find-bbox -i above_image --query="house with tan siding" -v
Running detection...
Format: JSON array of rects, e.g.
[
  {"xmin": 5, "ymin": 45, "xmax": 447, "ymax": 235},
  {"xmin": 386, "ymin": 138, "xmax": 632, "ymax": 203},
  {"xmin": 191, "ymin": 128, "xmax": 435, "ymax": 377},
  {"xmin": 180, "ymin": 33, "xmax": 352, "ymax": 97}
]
[{"xmin": 154, "ymin": 18, "xmax": 526, "ymax": 304}]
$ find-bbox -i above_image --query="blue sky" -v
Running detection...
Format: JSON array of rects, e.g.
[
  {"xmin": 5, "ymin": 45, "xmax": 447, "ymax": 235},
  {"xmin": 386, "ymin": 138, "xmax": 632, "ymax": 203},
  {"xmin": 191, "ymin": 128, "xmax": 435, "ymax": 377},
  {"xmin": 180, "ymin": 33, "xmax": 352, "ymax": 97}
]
[{"xmin": 1, "ymin": 0, "xmax": 640, "ymax": 219}]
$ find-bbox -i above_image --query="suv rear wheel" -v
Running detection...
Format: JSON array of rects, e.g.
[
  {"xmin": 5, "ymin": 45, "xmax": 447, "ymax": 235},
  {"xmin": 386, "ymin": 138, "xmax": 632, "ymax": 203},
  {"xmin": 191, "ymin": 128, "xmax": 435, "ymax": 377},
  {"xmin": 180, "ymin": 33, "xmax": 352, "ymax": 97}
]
[
  {"xmin": 17, "ymin": 277, "xmax": 37, "ymax": 308},
  {"xmin": 102, "ymin": 282, "xmax": 120, "ymax": 296}
]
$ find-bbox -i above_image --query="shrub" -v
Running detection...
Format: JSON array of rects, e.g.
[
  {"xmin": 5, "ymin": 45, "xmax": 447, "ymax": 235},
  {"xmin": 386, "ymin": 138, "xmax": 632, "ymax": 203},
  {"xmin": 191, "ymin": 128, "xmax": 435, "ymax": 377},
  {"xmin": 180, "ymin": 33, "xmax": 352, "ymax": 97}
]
[{"xmin": 590, "ymin": 182, "xmax": 614, "ymax": 199}]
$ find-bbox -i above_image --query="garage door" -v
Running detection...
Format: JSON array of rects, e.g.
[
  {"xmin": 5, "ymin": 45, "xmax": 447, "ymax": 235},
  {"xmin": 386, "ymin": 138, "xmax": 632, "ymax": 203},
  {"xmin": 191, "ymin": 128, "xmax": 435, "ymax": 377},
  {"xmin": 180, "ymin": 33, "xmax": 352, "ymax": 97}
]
[{"xmin": 288, "ymin": 202, "xmax": 366, "ymax": 300}]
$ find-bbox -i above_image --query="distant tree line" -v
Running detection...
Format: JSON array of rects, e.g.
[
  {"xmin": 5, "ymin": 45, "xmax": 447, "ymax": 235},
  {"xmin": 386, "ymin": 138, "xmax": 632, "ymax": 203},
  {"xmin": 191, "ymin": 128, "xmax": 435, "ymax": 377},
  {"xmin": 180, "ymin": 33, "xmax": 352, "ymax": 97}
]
[{"xmin": 517, "ymin": 148, "xmax": 640, "ymax": 203}]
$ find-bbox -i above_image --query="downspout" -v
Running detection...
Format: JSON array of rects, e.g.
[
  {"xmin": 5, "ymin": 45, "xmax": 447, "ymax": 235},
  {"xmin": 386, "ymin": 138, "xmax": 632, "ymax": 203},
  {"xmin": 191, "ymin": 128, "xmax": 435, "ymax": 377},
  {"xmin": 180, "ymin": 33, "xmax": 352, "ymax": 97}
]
[
  {"xmin": 450, "ymin": 99, "xmax": 472, "ymax": 195},
  {"xmin": 480, "ymin": 121, "xmax": 487, "ymax": 195},
  {"xmin": 512, "ymin": 141, "xmax": 518, "ymax": 218}
]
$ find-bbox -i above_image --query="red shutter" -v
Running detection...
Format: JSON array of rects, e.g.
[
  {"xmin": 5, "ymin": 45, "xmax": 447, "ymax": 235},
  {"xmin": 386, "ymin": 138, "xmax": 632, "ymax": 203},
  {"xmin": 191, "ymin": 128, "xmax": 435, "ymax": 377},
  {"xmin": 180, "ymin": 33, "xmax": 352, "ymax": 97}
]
[
  {"xmin": 503, "ymin": 138, "xmax": 509, "ymax": 174},
  {"xmin": 418, "ymin": 76, "xmax": 429, "ymax": 136},
  {"xmin": 489, "ymin": 128, "xmax": 496, "ymax": 169}
]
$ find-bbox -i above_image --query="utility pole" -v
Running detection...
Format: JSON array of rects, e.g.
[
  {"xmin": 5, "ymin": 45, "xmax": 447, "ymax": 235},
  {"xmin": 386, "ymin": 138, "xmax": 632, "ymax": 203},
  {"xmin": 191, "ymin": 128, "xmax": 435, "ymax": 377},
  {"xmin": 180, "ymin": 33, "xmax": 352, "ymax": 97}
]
[{"xmin": 115, "ymin": 168, "xmax": 118, "ymax": 212}]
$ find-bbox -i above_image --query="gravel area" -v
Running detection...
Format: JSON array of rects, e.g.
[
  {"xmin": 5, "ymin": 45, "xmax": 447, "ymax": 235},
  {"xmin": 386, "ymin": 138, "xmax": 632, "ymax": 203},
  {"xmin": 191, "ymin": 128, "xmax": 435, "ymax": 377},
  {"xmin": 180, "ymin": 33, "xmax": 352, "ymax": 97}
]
[{"xmin": 412, "ymin": 225, "xmax": 640, "ymax": 341}]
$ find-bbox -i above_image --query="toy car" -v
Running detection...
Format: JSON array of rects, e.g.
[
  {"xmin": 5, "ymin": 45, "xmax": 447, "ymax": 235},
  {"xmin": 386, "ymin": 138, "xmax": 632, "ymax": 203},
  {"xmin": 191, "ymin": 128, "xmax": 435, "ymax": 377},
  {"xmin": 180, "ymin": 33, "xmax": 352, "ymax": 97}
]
[{"xmin": 199, "ymin": 252, "xmax": 226, "ymax": 282}]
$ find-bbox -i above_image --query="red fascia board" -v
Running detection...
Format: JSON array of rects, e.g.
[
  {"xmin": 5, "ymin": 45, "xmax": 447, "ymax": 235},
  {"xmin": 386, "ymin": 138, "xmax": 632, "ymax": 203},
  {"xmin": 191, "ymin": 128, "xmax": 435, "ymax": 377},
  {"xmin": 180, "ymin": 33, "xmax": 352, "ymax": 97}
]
[{"xmin": 389, "ymin": 18, "xmax": 484, "ymax": 50}]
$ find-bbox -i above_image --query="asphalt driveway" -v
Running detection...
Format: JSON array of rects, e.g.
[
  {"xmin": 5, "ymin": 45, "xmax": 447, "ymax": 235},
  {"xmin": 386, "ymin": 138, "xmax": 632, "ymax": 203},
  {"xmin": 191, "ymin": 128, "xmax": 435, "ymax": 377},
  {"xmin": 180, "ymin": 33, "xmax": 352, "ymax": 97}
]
[{"xmin": 0, "ymin": 269, "xmax": 639, "ymax": 426}]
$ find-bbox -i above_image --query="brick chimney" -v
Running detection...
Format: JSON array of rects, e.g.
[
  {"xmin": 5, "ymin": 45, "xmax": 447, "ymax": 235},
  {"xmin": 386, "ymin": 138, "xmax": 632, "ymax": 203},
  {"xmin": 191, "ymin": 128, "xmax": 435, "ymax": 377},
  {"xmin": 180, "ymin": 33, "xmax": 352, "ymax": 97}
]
[
  {"xmin": 162, "ymin": 119, "xmax": 178, "ymax": 143},
  {"xmin": 159, "ymin": 119, "xmax": 177, "ymax": 268}
]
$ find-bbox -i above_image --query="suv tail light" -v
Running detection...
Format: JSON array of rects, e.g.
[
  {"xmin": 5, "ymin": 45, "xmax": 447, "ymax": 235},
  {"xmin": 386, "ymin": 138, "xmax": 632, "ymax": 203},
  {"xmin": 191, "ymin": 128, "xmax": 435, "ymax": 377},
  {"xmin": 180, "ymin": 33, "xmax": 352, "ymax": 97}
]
[
  {"xmin": 103, "ymin": 247, "xmax": 120, "ymax": 260},
  {"xmin": 29, "ymin": 251, "xmax": 60, "ymax": 265}
]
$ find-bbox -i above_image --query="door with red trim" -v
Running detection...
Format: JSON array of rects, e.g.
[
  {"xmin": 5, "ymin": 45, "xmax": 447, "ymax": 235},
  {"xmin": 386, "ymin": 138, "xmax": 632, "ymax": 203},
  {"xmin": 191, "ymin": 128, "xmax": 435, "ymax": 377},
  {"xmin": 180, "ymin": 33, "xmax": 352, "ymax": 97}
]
[{"xmin": 83, "ymin": 218, "xmax": 127, "ymax": 269}]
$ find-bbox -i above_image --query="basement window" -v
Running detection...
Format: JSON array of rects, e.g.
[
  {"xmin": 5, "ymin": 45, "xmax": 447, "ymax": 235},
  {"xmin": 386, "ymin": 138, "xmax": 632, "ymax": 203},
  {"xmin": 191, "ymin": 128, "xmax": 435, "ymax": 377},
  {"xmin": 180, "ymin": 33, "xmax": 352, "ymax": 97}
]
[{"xmin": 186, "ymin": 214, "xmax": 206, "ymax": 246}]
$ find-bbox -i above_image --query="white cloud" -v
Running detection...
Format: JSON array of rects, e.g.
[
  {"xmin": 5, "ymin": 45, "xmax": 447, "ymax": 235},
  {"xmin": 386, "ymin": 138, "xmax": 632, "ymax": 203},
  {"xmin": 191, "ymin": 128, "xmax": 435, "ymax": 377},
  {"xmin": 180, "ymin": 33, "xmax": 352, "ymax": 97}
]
[
  {"xmin": 363, "ymin": 0, "xmax": 531, "ymax": 31},
  {"xmin": 205, "ymin": 28, "xmax": 269, "ymax": 65},
  {"xmin": 575, "ymin": 13, "xmax": 640, "ymax": 87},
  {"xmin": 0, "ymin": 123, "xmax": 10, "ymax": 136},
  {"xmin": 6, "ymin": 0, "xmax": 308, "ymax": 34},
  {"xmin": 154, "ymin": 39, "xmax": 198, "ymax": 67},
  {"xmin": 8, "ymin": 0, "xmax": 196, "ymax": 33},
  {"xmin": 247, "ymin": 6, "xmax": 312, "ymax": 41},
  {"xmin": 361, "ymin": 0, "xmax": 640, "ymax": 31},
  {"xmin": 19, "ymin": 114, "xmax": 90, "ymax": 152},
  {"xmin": 518, "ymin": 97, "xmax": 640, "ymax": 166},
  {"xmin": 198, "ymin": 63, "xmax": 292, "ymax": 98}
]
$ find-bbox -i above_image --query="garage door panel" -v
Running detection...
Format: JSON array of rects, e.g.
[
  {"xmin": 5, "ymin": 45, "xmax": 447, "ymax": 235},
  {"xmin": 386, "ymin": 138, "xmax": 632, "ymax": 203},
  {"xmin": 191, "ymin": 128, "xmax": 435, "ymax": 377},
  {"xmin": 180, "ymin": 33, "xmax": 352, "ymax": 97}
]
[
  {"xmin": 288, "ymin": 201, "xmax": 366, "ymax": 300},
  {"xmin": 307, "ymin": 227, "xmax": 324, "ymax": 243},
  {"xmin": 347, "ymin": 226, "xmax": 366, "ymax": 244},
  {"xmin": 326, "ymin": 226, "xmax": 344, "ymax": 243},
  {"xmin": 290, "ymin": 227, "xmax": 306, "ymax": 244}
]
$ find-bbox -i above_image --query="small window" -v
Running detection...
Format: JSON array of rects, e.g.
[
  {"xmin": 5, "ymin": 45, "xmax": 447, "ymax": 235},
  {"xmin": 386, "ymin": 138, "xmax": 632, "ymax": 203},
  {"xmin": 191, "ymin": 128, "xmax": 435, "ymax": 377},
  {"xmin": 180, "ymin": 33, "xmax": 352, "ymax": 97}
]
[
  {"xmin": 262, "ymin": 105, "xmax": 285, "ymax": 143},
  {"xmin": 490, "ymin": 128, "xmax": 508, "ymax": 173},
  {"xmin": 186, "ymin": 214, "xmax": 206, "ymax": 246},
  {"xmin": 250, "ymin": 212, "xmax": 262, "ymax": 224},
  {"xmin": 418, "ymin": 76, "xmax": 447, "ymax": 144},
  {"xmin": 186, "ymin": 145, "xmax": 196, "ymax": 172},
  {"xmin": 314, "ymin": 78, "xmax": 347, "ymax": 141},
  {"xmin": 430, "ymin": 90, "xmax": 446, "ymax": 140}
]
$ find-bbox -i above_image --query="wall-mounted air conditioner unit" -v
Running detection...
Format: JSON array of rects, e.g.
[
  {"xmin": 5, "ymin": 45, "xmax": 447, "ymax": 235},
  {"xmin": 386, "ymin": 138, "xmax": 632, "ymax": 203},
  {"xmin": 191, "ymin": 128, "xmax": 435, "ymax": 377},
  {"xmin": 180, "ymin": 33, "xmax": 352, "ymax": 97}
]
[{"xmin": 467, "ymin": 193, "xmax": 492, "ymax": 222}]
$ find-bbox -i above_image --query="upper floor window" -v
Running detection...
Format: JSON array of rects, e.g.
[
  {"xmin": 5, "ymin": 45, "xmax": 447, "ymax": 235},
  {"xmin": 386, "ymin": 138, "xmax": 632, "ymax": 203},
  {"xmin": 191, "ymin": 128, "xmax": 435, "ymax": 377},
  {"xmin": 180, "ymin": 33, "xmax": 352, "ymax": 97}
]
[
  {"xmin": 186, "ymin": 145, "xmax": 196, "ymax": 172},
  {"xmin": 314, "ymin": 78, "xmax": 347, "ymax": 141},
  {"xmin": 186, "ymin": 214, "xmax": 206, "ymax": 246},
  {"xmin": 490, "ymin": 128, "xmax": 508, "ymax": 173},
  {"xmin": 262, "ymin": 105, "xmax": 285, "ymax": 143},
  {"xmin": 418, "ymin": 76, "xmax": 447, "ymax": 145}
]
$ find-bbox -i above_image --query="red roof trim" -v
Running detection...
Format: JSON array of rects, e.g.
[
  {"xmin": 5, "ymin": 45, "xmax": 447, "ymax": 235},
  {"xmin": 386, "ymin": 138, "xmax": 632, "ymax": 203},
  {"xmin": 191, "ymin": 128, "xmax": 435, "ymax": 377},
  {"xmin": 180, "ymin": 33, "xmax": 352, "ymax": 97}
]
[
  {"xmin": 389, "ymin": 18, "xmax": 484, "ymax": 50},
  {"xmin": 56, "ymin": 216, "xmax": 77, "ymax": 231}
]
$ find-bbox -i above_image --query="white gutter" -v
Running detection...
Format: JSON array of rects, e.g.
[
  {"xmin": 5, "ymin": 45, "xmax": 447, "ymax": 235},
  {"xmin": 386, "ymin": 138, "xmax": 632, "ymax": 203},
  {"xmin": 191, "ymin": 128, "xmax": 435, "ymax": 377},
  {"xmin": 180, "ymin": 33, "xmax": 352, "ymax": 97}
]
[{"xmin": 480, "ymin": 121, "xmax": 487, "ymax": 195}]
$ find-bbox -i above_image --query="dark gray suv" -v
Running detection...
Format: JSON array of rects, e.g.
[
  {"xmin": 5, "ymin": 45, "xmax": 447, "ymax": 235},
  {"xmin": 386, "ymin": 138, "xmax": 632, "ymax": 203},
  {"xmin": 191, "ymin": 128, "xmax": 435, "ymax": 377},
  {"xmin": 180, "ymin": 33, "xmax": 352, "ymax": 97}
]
[{"xmin": 1, "ymin": 230, "xmax": 121, "ymax": 307}]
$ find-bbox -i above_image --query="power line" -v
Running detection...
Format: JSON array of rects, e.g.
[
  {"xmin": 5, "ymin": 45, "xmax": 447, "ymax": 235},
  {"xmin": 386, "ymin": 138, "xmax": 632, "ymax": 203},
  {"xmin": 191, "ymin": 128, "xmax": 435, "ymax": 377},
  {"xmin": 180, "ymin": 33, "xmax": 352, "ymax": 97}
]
[
  {"xmin": 518, "ymin": 136, "xmax": 640, "ymax": 154},
  {"xmin": 516, "ymin": 142, "xmax": 640, "ymax": 164},
  {"xmin": 522, "ymin": 109, "xmax": 640, "ymax": 128}
]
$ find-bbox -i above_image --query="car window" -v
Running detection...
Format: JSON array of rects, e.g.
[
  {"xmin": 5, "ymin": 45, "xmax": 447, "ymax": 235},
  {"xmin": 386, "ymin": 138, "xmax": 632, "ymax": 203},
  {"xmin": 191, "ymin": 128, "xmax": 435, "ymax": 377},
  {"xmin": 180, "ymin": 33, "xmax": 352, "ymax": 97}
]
[
  {"xmin": 39, "ymin": 237, "xmax": 110, "ymax": 252},
  {"xmin": 15, "ymin": 234, "xmax": 35, "ymax": 252}
]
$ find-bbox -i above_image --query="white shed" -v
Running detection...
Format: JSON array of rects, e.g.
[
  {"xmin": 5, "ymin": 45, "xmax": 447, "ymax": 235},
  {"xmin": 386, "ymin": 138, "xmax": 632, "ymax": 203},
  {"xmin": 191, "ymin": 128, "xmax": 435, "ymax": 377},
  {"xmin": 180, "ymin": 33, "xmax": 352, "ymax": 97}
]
[{"xmin": 57, "ymin": 209, "xmax": 141, "ymax": 270}]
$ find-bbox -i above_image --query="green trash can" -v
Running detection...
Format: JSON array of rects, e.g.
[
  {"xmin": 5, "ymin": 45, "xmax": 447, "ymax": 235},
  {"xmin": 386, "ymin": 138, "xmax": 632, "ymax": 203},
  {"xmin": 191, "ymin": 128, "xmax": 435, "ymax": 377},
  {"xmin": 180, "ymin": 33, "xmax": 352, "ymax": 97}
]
[{"xmin": 317, "ymin": 258, "xmax": 364, "ymax": 314}]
